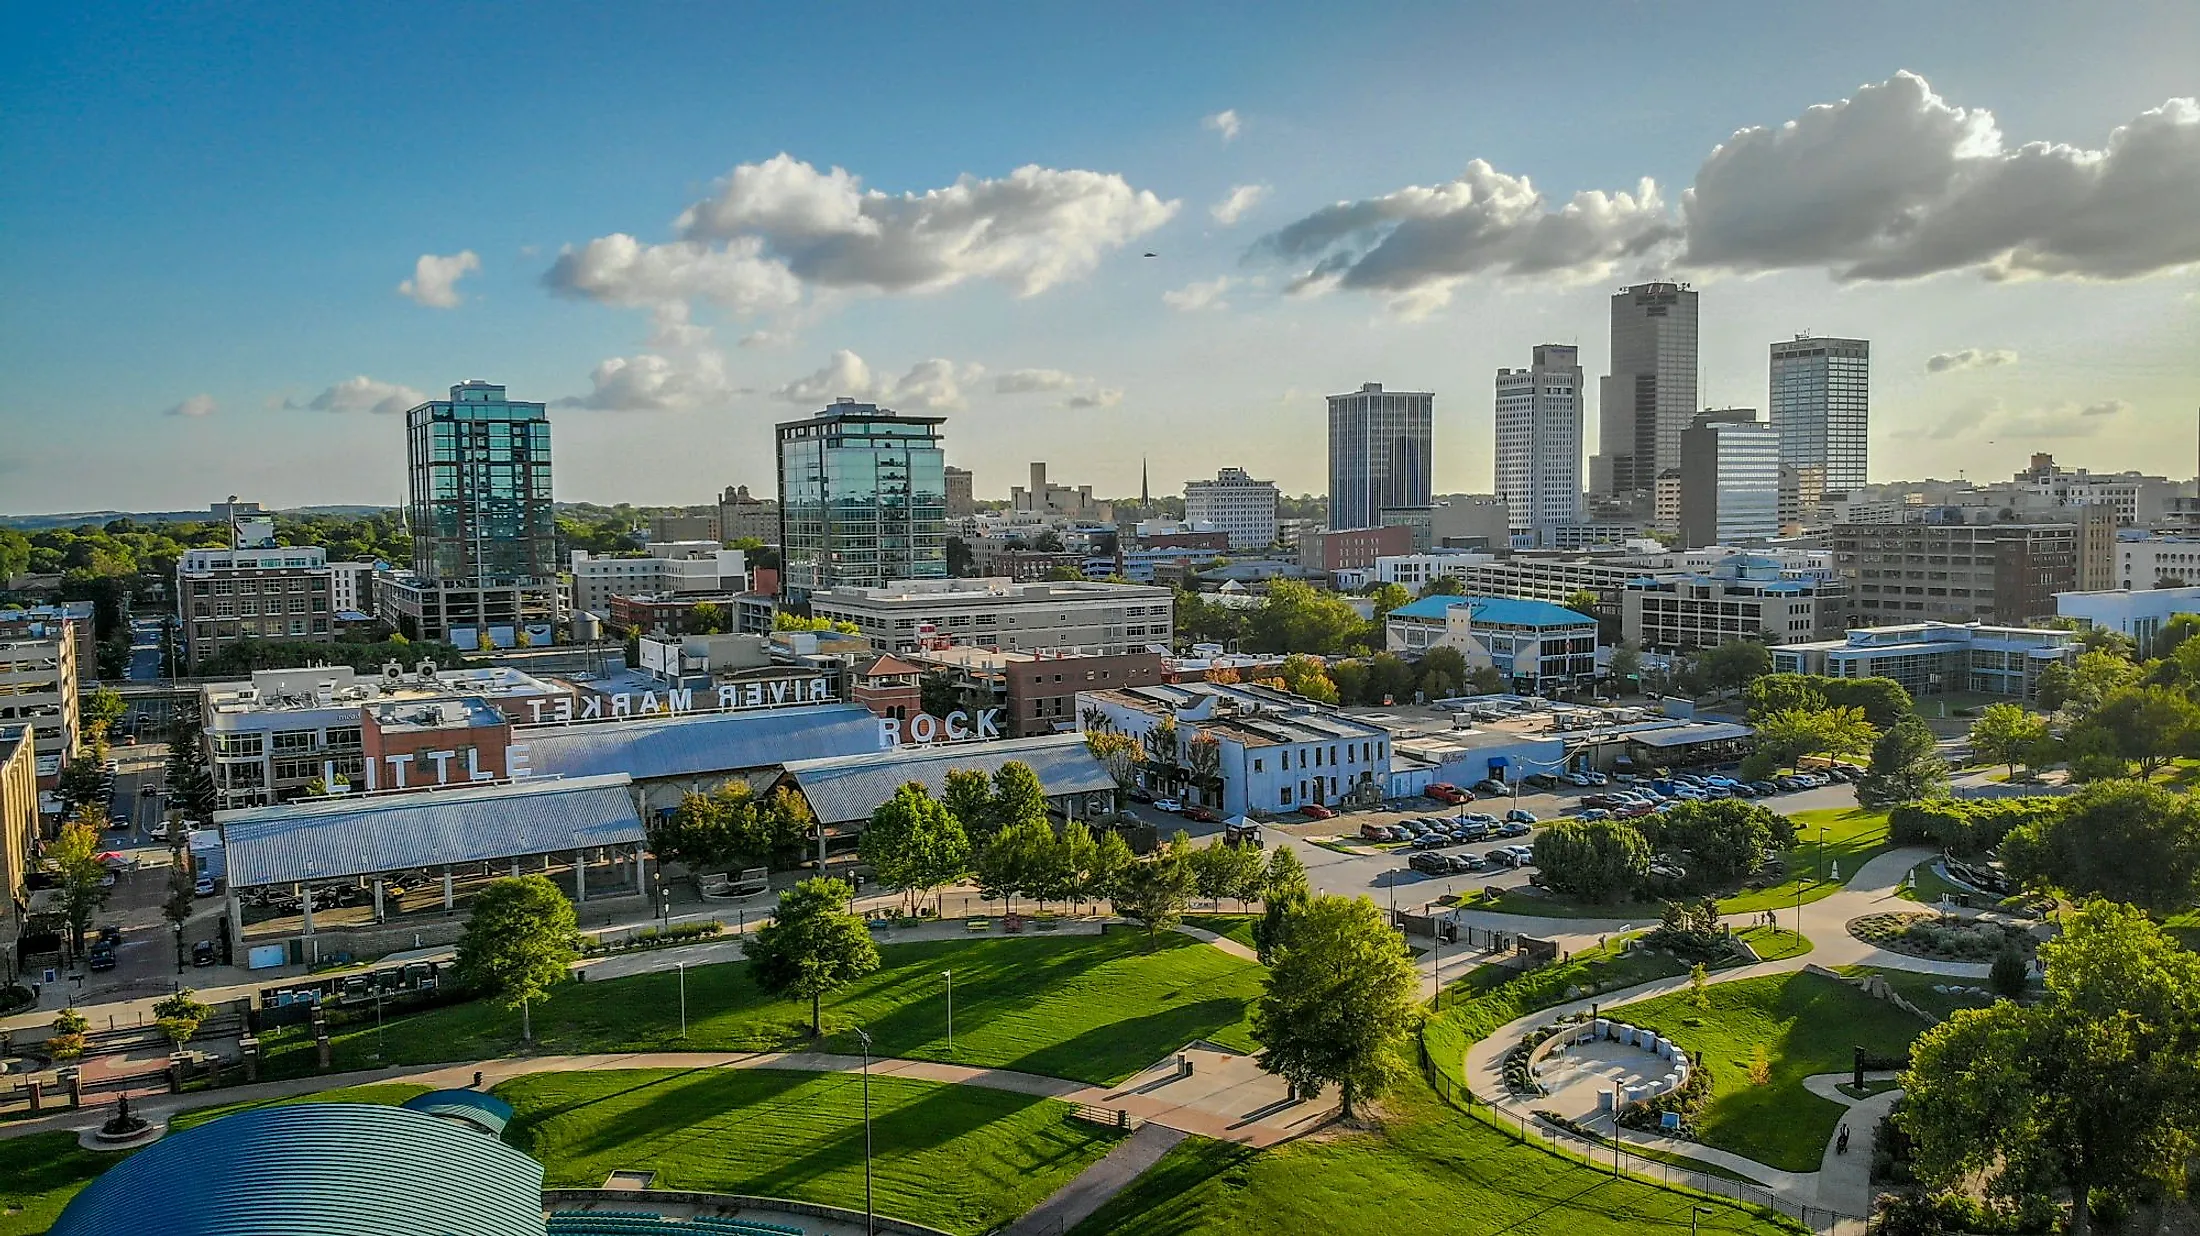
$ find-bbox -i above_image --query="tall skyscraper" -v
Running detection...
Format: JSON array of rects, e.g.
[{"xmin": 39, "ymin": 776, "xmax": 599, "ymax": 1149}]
[
  {"xmin": 1494, "ymin": 344, "xmax": 1584, "ymax": 546},
  {"xmin": 379, "ymin": 381, "xmax": 559, "ymax": 647},
  {"xmin": 1769, "ymin": 335, "xmax": 1869, "ymax": 492},
  {"xmin": 1677, "ymin": 409, "xmax": 1780, "ymax": 548},
  {"xmin": 1327, "ymin": 383, "xmax": 1432, "ymax": 530},
  {"xmin": 776, "ymin": 398, "xmax": 948, "ymax": 601},
  {"xmin": 1593, "ymin": 282, "xmax": 1699, "ymax": 496}
]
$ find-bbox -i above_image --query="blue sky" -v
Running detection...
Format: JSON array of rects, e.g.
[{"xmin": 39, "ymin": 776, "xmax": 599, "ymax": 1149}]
[{"xmin": 3, "ymin": 2, "xmax": 2197, "ymax": 513}]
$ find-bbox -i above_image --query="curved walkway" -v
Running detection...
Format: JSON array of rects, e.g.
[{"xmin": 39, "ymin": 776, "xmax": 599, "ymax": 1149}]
[{"xmin": 1446, "ymin": 841, "xmax": 1997, "ymax": 1234}]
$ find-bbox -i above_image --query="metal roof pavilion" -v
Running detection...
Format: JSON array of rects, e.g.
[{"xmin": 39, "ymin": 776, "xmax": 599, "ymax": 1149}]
[
  {"xmin": 220, "ymin": 773, "xmax": 646, "ymax": 888},
  {"xmin": 783, "ymin": 733, "xmax": 1115, "ymax": 825}
]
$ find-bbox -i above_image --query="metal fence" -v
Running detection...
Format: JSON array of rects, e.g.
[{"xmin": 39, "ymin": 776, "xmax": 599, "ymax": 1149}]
[{"xmin": 1416, "ymin": 1039, "xmax": 1858, "ymax": 1234}]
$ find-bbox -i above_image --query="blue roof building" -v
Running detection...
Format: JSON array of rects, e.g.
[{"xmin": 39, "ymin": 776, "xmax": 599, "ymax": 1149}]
[
  {"xmin": 50, "ymin": 1103, "xmax": 546, "ymax": 1236},
  {"xmin": 1385, "ymin": 596, "xmax": 1600, "ymax": 694}
]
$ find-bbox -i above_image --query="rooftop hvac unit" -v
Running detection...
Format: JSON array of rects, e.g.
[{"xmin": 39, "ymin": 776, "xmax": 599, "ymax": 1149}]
[
  {"xmin": 381, "ymin": 660, "xmax": 406, "ymax": 684},
  {"xmin": 415, "ymin": 659, "xmax": 438, "ymax": 681}
]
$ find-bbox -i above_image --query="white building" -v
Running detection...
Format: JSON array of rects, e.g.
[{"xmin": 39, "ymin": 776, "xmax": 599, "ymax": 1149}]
[
  {"xmin": 1769, "ymin": 335, "xmax": 1869, "ymax": 492},
  {"xmin": 2010, "ymin": 455, "xmax": 2182, "ymax": 527},
  {"xmin": 569, "ymin": 543, "xmax": 749, "ymax": 619},
  {"xmin": 1622, "ymin": 556, "xmax": 1849, "ymax": 653},
  {"xmin": 808, "ymin": 577, "xmax": 1174, "ymax": 655},
  {"xmin": 2113, "ymin": 533, "xmax": 2200, "ymax": 591},
  {"xmin": 1078, "ymin": 680, "xmax": 1394, "ymax": 816},
  {"xmin": 328, "ymin": 561, "xmax": 377, "ymax": 616},
  {"xmin": 2055, "ymin": 585, "xmax": 2200, "ymax": 650},
  {"xmin": 1183, "ymin": 467, "xmax": 1280, "ymax": 550},
  {"xmin": 1383, "ymin": 596, "xmax": 1601, "ymax": 693},
  {"xmin": 1494, "ymin": 344, "xmax": 1584, "ymax": 546},
  {"xmin": 1771, "ymin": 623, "xmax": 2077, "ymax": 701}
]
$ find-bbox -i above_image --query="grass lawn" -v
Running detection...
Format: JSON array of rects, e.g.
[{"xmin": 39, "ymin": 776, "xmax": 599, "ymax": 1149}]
[
  {"xmin": 263, "ymin": 930, "xmax": 1261, "ymax": 1087},
  {"xmin": 1459, "ymin": 885, "xmax": 1666, "ymax": 921},
  {"xmin": 501, "ymin": 1068, "xmax": 1116, "ymax": 1236},
  {"xmin": 1426, "ymin": 935, "xmax": 1690, "ymax": 1051},
  {"xmin": 1182, "ymin": 913, "xmax": 1258, "ymax": 951},
  {"xmin": 169, "ymin": 1081, "xmax": 433, "ymax": 1133},
  {"xmin": 1829, "ymin": 967, "xmax": 1996, "ymax": 1023},
  {"xmin": 1716, "ymin": 808, "xmax": 1891, "ymax": 915},
  {"xmin": 2165, "ymin": 910, "xmax": 2200, "ymax": 952},
  {"xmin": 1067, "ymin": 1077, "xmax": 1800, "ymax": 1236},
  {"xmin": 1898, "ymin": 859, "xmax": 1965, "ymax": 907},
  {"xmin": 1732, "ymin": 926, "xmax": 1812, "ymax": 962},
  {"xmin": 0, "ymin": 1134, "xmax": 120, "ymax": 1236},
  {"xmin": 1605, "ymin": 971, "xmax": 1927, "ymax": 1173}
]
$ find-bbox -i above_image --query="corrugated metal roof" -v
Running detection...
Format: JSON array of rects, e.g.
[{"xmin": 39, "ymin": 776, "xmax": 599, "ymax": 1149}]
[
  {"xmin": 401, "ymin": 1088, "xmax": 514, "ymax": 1136},
  {"xmin": 221, "ymin": 774, "xmax": 645, "ymax": 887},
  {"xmin": 1626, "ymin": 722, "xmax": 1755, "ymax": 748},
  {"xmin": 784, "ymin": 734, "xmax": 1117, "ymax": 824},
  {"xmin": 521, "ymin": 704, "xmax": 884, "ymax": 782},
  {"xmin": 49, "ymin": 1103, "xmax": 545, "ymax": 1236}
]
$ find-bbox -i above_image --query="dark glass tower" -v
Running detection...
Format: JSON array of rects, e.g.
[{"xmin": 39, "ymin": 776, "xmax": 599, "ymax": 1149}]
[
  {"xmin": 776, "ymin": 399, "xmax": 948, "ymax": 601},
  {"xmin": 405, "ymin": 381, "xmax": 556, "ymax": 586}
]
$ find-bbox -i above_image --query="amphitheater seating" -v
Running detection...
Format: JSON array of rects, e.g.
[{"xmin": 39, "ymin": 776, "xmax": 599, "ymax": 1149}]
[{"xmin": 546, "ymin": 1211, "xmax": 807, "ymax": 1236}]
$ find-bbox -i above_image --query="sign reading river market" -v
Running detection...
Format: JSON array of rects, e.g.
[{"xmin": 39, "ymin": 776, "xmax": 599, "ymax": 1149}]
[{"xmin": 324, "ymin": 677, "xmax": 1004, "ymax": 792}]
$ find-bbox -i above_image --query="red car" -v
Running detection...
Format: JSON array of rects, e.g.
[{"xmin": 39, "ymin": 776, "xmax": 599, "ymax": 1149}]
[
  {"xmin": 1426, "ymin": 783, "xmax": 1468, "ymax": 804},
  {"xmin": 1301, "ymin": 804, "xmax": 1336, "ymax": 820},
  {"xmin": 1185, "ymin": 805, "xmax": 1222, "ymax": 823}
]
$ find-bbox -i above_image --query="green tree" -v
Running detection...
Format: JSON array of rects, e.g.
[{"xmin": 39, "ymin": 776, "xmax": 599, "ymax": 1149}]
[
  {"xmin": 1361, "ymin": 652, "xmax": 1416, "ymax": 705},
  {"xmin": 976, "ymin": 816, "xmax": 1056, "ymax": 914},
  {"xmin": 683, "ymin": 601, "xmax": 729, "ymax": 634},
  {"xmin": 162, "ymin": 838, "xmax": 196, "ymax": 949},
  {"xmin": 1085, "ymin": 828, "xmax": 1134, "ymax": 908},
  {"xmin": 45, "ymin": 1008, "xmax": 90, "ymax": 1063},
  {"xmin": 2061, "ymin": 650, "xmax": 2142, "ymax": 721},
  {"xmin": 941, "ymin": 768, "xmax": 996, "ymax": 845},
  {"xmin": 1254, "ymin": 845, "xmax": 1312, "ymax": 965},
  {"xmin": 1696, "ymin": 638, "xmax": 1772, "ymax": 697},
  {"xmin": 649, "ymin": 783, "xmax": 814, "ymax": 873},
  {"xmin": 747, "ymin": 877, "xmax": 881, "ymax": 1037},
  {"xmin": 2151, "ymin": 612, "xmax": 2200, "ymax": 660},
  {"xmin": 2001, "ymin": 780, "xmax": 2200, "ymax": 917},
  {"xmin": 1857, "ymin": 716, "xmax": 1950, "ymax": 808},
  {"xmin": 1561, "ymin": 589, "xmax": 1601, "ymax": 621},
  {"xmin": 1252, "ymin": 894, "xmax": 1418, "ymax": 1119},
  {"xmin": 1744, "ymin": 672, "xmax": 1830, "ymax": 719},
  {"xmin": 1246, "ymin": 580, "xmax": 1369, "ymax": 656},
  {"xmin": 1329, "ymin": 660, "xmax": 1370, "ymax": 706},
  {"xmin": 1464, "ymin": 664, "xmax": 1505, "ymax": 695},
  {"xmin": 81, "ymin": 686, "xmax": 127, "ymax": 736},
  {"xmin": 2069, "ymin": 685, "xmax": 2200, "ymax": 776},
  {"xmin": 1275, "ymin": 653, "xmax": 1340, "ymax": 704},
  {"xmin": 1608, "ymin": 641, "xmax": 1642, "ymax": 692},
  {"xmin": 988, "ymin": 760, "xmax": 1051, "ymax": 840},
  {"xmin": 55, "ymin": 755, "xmax": 107, "ymax": 814},
  {"xmin": 2033, "ymin": 660, "xmax": 2075, "ymax": 713},
  {"xmin": 1642, "ymin": 800, "xmax": 1787, "ymax": 885},
  {"xmin": 858, "ymin": 783, "xmax": 972, "ymax": 915},
  {"xmin": 1531, "ymin": 818, "xmax": 1651, "ymax": 903},
  {"xmin": 772, "ymin": 611, "xmax": 861, "ymax": 636},
  {"xmin": 1417, "ymin": 646, "xmax": 1468, "ymax": 699},
  {"xmin": 1055, "ymin": 821, "xmax": 1100, "ymax": 909},
  {"xmin": 1899, "ymin": 902, "xmax": 2200, "ymax": 1235},
  {"xmin": 152, "ymin": 989, "xmax": 211, "ymax": 1047},
  {"xmin": 1971, "ymin": 703, "xmax": 2050, "ymax": 780},
  {"xmin": 1748, "ymin": 705, "xmax": 1877, "ymax": 777},
  {"xmin": 1114, "ymin": 846, "xmax": 1196, "ymax": 947},
  {"xmin": 51, "ymin": 815, "xmax": 113, "ymax": 952},
  {"xmin": 1988, "ymin": 941, "xmax": 2029, "ymax": 1000},
  {"xmin": 1418, "ymin": 575, "xmax": 1463, "ymax": 598},
  {"xmin": 453, "ymin": 875, "xmax": 579, "ymax": 1042},
  {"xmin": 1084, "ymin": 729, "xmax": 1138, "ymax": 791}
]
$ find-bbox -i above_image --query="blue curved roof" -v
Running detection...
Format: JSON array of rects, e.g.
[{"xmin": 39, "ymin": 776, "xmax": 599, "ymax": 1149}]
[
  {"xmin": 402, "ymin": 1088, "xmax": 515, "ymax": 1137},
  {"xmin": 50, "ymin": 1103, "xmax": 545, "ymax": 1236}
]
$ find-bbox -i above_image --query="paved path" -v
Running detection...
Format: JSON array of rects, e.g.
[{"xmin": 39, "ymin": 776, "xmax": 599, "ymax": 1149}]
[
  {"xmin": 1801, "ymin": 1073, "xmax": 1904, "ymax": 1217},
  {"xmin": 1002, "ymin": 1122, "xmax": 1186, "ymax": 1236}
]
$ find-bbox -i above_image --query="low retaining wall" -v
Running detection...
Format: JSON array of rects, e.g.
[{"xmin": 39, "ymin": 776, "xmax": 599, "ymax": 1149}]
[
  {"xmin": 1529, "ymin": 1017, "xmax": 1693, "ymax": 1108},
  {"xmin": 1811, "ymin": 962, "xmax": 1940, "ymax": 1024},
  {"xmin": 543, "ymin": 1188, "xmax": 957, "ymax": 1236}
]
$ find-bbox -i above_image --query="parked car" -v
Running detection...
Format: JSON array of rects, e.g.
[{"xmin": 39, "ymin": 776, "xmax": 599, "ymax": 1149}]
[
  {"xmin": 1360, "ymin": 821, "xmax": 1392, "ymax": 842},
  {"xmin": 194, "ymin": 874, "xmax": 217, "ymax": 897},
  {"xmin": 192, "ymin": 939, "xmax": 217, "ymax": 967},
  {"xmin": 1504, "ymin": 808, "xmax": 1537, "ymax": 824},
  {"xmin": 88, "ymin": 945, "xmax": 117, "ymax": 971},
  {"xmin": 1727, "ymin": 782, "xmax": 1759, "ymax": 798},
  {"xmin": 1522, "ymin": 773, "xmax": 1560, "ymax": 791},
  {"xmin": 1453, "ymin": 818, "xmax": 1490, "ymax": 841},
  {"xmin": 1426, "ymin": 783, "xmax": 1466, "ymax": 804},
  {"xmin": 1751, "ymin": 780, "xmax": 1781, "ymax": 796},
  {"xmin": 1185, "ymin": 806, "xmax": 1221, "ymax": 823},
  {"xmin": 1151, "ymin": 798, "xmax": 1183, "ymax": 814},
  {"xmin": 1502, "ymin": 844, "xmax": 1537, "ymax": 867},
  {"xmin": 1703, "ymin": 784, "xmax": 1732, "ymax": 800},
  {"xmin": 1495, "ymin": 819, "xmax": 1532, "ymax": 838},
  {"xmin": 1471, "ymin": 778, "xmax": 1510, "ymax": 797},
  {"xmin": 1300, "ymin": 803, "xmax": 1335, "ymax": 820},
  {"xmin": 1128, "ymin": 787, "xmax": 1154, "ymax": 803},
  {"xmin": 1412, "ymin": 834, "xmax": 1449, "ymax": 851},
  {"xmin": 1446, "ymin": 852, "xmax": 1487, "ymax": 874},
  {"xmin": 1615, "ymin": 802, "xmax": 1656, "ymax": 819},
  {"xmin": 1408, "ymin": 851, "xmax": 1452, "ymax": 876},
  {"xmin": 1576, "ymin": 808, "xmax": 1612, "ymax": 821}
]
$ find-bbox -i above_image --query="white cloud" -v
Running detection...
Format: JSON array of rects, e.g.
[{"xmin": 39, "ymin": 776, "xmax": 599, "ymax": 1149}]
[
  {"xmin": 772, "ymin": 350, "xmax": 980, "ymax": 410},
  {"xmin": 668, "ymin": 153, "xmax": 1178, "ymax": 298},
  {"xmin": 1895, "ymin": 396, "xmax": 2131, "ymax": 441},
  {"xmin": 1925, "ymin": 348, "xmax": 2020, "ymax": 373},
  {"xmin": 544, "ymin": 233, "xmax": 802, "ymax": 314},
  {"xmin": 1209, "ymin": 184, "xmax": 1270, "ymax": 226},
  {"xmin": 1252, "ymin": 160, "xmax": 1675, "ymax": 309},
  {"xmin": 994, "ymin": 368, "xmax": 1079, "ymax": 394},
  {"xmin": 1250, "ymin": 72, "xmax": 2200, "ymax": 305},
  {"xmin": 1203, "ymin": 109, "xmax": 1242, "ymax": 142},
  {"xmin": 565, "ymin": 350, "xmax": 733, "ymax": 412},
  {"xmin": 1163, "ymin": 275, "xmax": 1236, "ymax": 312},
  {"xmin": 1683, "ymin": 73, "xmax": 2200, "ymax": 281},
  {"xmin": 162, "ymin": 393, "xmax": 216, "ymax": 418},
  {"xmin": 287, "ymin": 376, "xmax": 427, "ymax": 416},
  {"xmin": 1063, "ymin": 388, "xmax": 1123, "ymax": 409},
  {"xmin": 397, "ymin": 250, "xmax": 481, "ymax": 308},
  {"xmin": 739, "ymin": 329, "xmax": 794, "ymax": 349}
]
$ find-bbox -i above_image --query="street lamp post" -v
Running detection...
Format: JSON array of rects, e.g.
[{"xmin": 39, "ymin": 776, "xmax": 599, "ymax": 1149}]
[
  {"xmin": 677, "ymin": 962, "xmax": 688, "ymax": 1038},
  {"xmin": 854, "ymin": 1027, "xmax": 875, "ymax": 1236},
  {"xmin": 1691, "ymin": 1205, "xmax": 1715, "ymax": 1236},
  {"xmin": 942, "ymin": 970, "xmax": 953, "ymax": 1055}
]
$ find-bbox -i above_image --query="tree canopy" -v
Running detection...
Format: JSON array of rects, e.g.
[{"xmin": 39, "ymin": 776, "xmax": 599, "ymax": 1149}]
[
  {"xmin": 1970, "ymin": 703, "xmax": 2049, "ymax": 780},
  {"xmin": 1531, "ymin": 817, "xmax": 1651, "ymax": 902},
  {"xmin": 2001, "ymin": 780, "xmax": 2200, "ymax": 917},
  {"xmin": 858, "ymin": 783, "xmax": 972, "ymax": 914},
  {"xmin": 1252, "ymin": 894, "xmax": 1418, "ymax": 1120},
  {"xmin": 746, "ymin": 877, "xmax": 881, "ymax": 1036},
  {"xmin": 649, "ymin": 783, "xmax": 814, "ymax": 873},
  {"xmin": 1857, "ymin": 715, "xmax": 1949, "ymax": 808},
  {"xmin": 454, "ymin": 875, "xmax": 579, "ymax": 1042}
]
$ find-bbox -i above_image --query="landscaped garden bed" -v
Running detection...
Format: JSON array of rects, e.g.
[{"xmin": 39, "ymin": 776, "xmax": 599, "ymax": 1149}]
[{"xmin": 1847, "ymin": 911, "xmax": 2037, "ymax": 962}]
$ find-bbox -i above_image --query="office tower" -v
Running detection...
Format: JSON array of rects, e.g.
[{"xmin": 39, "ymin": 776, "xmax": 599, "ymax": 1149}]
[
  {"xmin": 1593, "ymin": 282, "xmax": 1699, "ymax": 496},
  {"xmin": 777, "ymin": 398, "xmax": 948, "ymax": 601},
  {"xmin": 942, "ymin": 467, "xmax": 975, "ymax": 518},
  {"xmin": 1184, "ymin": 467, "xmax": 1281, "ymax": 549},
  {"xmin": 1769, "ymin": 335, "xmax": 1869, "ymax": 491},
  {"xmin": 1494, "ymin": 344, "xmax": 1585, "ymax": 545},
  {"xmin": 1677, "ymin": 409, "xmax": 1780, "ymax": 548},
  {"xmin": 1327, "ymin": 383, "xmax": 1433, "ymax": 530},
  {"xmin": 379, "ymin": 381, "xmax": 559, "ymax": 648}
]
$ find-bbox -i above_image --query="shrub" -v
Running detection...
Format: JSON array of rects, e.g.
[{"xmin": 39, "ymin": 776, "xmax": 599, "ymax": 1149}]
[
  {"xmin": 1888, "ymin": 797, "xmax": 2058, "ymax": 855},
  {"xmin": 1989, "ymin": 942, "xmax": 2029, "ymax": 999}
]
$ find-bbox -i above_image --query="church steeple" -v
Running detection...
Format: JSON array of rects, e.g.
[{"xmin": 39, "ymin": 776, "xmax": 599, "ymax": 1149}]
[{"xmin": 1140, "ymin": 457, "xmax": 1150, "ymax": 509}]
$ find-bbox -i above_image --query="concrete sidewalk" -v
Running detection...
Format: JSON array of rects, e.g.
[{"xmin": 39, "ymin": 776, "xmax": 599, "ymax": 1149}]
[{"xmin": 1003, "ymin": 1123, "xmax": 1186, "ymax": 1236}]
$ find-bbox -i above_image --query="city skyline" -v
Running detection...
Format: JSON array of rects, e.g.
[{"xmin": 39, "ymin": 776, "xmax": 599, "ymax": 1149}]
[{"xmin": 3, "ymin": 4, "xmax": 2198, "ymax": 513}]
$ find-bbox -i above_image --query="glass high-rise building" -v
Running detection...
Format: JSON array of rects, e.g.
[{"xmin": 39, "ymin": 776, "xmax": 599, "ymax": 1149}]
[
  {"xmin": 1327, "ymin": 383, "xmax": 1432, "ymax": 530},
  {"xmin": 776, "ymin": 398, "xmax": 948, "ymax": 601},
  {"xmin": 406, "ymin": 381, "xmax": 556, "ymax": 585},
  {"xmin": 1494, "ymin": 344, "xmax": 1584, "ymax": 546},
  {"xmin": 1677, "ymin": 409, "xmax": 1781, "ymax": 548},
  {"xmin": 1769, "ymin": 335, "xmax": 1869, "ymax": 492},
  {"xmin": 1594, "ymin": 282, "xmax": 1699, "ymax": 496}
]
